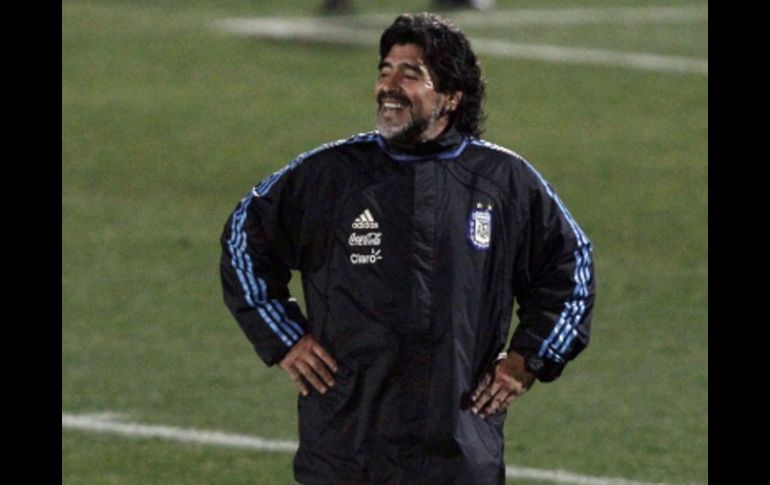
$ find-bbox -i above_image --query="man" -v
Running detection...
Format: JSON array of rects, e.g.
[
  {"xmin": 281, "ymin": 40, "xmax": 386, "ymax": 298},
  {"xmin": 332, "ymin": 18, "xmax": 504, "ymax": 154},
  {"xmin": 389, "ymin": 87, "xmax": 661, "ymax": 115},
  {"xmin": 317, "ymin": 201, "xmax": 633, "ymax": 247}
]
[{"xmin": 220, "ymin": 13, "xmax": 594, "ymax": 484}]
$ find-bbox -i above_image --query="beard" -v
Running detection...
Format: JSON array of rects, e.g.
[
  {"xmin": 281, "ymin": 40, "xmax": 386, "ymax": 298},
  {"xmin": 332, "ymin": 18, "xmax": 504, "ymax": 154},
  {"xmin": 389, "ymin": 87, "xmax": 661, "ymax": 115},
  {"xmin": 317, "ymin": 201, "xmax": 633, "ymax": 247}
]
[
  {"xmin": 376, "ymin": 95, "xmax": 443, "ymax": 145},
  {"xmin": 377, "ymin": 113, "xmax": 430, "ymax": 144}
]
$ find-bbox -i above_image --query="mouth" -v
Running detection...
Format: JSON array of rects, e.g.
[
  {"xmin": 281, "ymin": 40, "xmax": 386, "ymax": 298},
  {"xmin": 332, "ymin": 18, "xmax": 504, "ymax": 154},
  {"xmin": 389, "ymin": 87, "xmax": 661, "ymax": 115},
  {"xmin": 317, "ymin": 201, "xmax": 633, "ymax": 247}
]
[
  {"xmin": 382, "ymin": 102, "xmax": 405, "ymax": 111},
  {"xmin": 378, "ymin": 94, "xmax": 410, "ymax": 113}
]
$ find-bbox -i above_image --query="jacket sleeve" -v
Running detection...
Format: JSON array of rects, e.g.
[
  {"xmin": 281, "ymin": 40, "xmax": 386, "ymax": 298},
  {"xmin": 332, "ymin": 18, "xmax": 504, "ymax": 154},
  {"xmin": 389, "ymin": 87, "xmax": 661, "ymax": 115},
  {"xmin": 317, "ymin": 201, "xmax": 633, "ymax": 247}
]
[
  {"xmin": 508, "ymin": 166, "xmax": 595, "ymax": 382},
  {"xmin": 219, "ymin": 166, "xmax": 309, "ymax": 366}
]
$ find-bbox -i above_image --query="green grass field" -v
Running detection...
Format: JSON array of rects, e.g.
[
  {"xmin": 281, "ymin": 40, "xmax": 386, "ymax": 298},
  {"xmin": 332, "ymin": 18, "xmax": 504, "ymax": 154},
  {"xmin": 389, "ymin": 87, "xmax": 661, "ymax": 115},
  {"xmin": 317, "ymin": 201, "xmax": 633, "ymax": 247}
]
[{"xmin": 62, "ymin": 0, "xmax": 707, "ymax": 483}]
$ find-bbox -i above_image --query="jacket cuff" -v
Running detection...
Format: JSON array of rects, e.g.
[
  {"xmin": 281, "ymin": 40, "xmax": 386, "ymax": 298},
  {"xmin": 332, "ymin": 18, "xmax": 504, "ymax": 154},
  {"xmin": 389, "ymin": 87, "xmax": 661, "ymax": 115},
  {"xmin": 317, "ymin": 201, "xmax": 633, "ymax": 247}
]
[
  {"xmin": 256, "ymin": 330, "xmax": 304, "ymax": 366},
  {"xmin": 508, "ymin": 330, "xmax": 565, "ymax": 383}
]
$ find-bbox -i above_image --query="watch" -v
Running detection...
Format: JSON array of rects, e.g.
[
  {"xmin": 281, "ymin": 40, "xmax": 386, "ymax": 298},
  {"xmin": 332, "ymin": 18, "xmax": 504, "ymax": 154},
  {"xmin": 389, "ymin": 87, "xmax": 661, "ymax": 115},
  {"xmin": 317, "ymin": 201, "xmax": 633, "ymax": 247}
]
[
  {"xmin": 523, "ymin": 354, "xmax": 564, "ymax": 382},
  {"xmin": 524, "ymin": 355, "xmax": 545, "ymax": 374}
]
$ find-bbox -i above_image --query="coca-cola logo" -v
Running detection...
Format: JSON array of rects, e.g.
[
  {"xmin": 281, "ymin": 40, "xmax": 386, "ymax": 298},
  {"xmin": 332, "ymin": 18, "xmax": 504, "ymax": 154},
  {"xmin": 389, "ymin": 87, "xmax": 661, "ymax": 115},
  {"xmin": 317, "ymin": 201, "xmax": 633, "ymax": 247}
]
[{"xmin": 348, "ymin": 232, "xmax": 382, "ymax": 246}]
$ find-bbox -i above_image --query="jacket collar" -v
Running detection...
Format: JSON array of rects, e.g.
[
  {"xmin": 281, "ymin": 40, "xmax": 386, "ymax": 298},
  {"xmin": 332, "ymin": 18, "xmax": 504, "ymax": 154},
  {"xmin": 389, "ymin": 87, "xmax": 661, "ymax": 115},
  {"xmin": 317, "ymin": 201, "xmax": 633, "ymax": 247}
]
[{"xmin": 376, "ymin": 126, "xmax": 469, "ymax": 162}]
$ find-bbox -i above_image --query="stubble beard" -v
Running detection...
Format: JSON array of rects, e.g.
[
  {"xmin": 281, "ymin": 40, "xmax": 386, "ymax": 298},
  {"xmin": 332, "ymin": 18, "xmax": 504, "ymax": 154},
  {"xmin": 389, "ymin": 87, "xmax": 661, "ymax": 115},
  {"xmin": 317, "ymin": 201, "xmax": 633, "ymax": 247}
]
[{"xmin": 377, "ymin": 105, "xmax": 442, "ymax": 146}]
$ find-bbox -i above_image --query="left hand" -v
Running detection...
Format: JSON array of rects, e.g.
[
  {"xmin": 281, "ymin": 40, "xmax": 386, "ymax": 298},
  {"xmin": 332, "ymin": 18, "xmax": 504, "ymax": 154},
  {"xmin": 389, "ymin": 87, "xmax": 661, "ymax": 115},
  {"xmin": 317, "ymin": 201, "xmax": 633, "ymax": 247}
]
[{"xmin": 470, "ymin": 350, "xmax": 536, "ymax": 418}]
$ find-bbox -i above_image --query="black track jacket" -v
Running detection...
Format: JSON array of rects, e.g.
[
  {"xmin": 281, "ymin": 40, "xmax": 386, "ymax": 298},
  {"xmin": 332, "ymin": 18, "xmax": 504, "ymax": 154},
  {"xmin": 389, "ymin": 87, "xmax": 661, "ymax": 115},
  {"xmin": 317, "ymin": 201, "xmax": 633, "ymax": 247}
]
[{"xmin": 220, "ymin": 128, "xmax": 595, "ymax": 484}]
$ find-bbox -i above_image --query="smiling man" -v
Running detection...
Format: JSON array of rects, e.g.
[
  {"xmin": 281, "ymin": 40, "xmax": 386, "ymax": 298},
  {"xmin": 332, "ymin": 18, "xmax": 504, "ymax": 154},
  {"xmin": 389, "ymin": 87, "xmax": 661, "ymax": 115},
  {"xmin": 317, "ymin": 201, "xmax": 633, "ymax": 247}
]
[
  {"xmin": 375, "ymin": 43, "xmax": 462, "ymax": 144},
  {"xmin": 220, "ymin": 12, "xmax": 595, "ymax": 485}
]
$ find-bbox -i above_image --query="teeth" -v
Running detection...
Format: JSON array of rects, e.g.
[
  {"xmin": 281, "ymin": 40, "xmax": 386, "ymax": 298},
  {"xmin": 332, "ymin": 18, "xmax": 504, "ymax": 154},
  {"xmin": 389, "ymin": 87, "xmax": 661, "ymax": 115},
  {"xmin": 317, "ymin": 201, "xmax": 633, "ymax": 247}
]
[{"xmin": 383, "ymin": 102, "xmax": 403, "ymax": 109}]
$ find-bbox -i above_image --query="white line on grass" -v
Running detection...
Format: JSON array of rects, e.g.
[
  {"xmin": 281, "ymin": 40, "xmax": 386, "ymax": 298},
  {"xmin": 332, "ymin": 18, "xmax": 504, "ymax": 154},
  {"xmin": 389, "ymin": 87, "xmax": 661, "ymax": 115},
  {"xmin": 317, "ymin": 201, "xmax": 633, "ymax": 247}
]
[
  {"xmin": 213, "ymin": 17, "xmax": 707, "ymax": 75},
  {"xmin": 216, "ymin": 18, "xmax": 378, "ymax": 45},
  {"xmin": 62, "ymin": 413, "xmax": 298, "ymax": 453},
  {"xmin": 356, "ymin": 6, "xmax": 708, "ymax": 27},
  {"xmin": 470, "ymin": 38, "xmax": 708, "ymax": 75},
  {"xmin": 63, "ymin": 412, "xmax": 668, "ymax": 485}
]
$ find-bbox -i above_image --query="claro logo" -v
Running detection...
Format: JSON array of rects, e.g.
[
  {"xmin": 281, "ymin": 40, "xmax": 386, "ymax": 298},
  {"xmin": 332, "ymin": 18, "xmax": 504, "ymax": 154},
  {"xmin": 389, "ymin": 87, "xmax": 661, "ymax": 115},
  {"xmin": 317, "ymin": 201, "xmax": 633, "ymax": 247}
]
[{"xmin": 350, "ymin": 249, "xmax": 382, "ymax": 265}]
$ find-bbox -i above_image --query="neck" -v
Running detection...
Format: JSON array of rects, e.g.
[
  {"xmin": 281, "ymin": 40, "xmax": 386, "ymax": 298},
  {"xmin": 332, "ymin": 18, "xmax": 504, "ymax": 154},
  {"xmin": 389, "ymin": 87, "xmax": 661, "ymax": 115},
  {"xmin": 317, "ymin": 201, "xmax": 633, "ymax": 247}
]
[
  {"xmin": 388, "ymin": 118, "xmax": 450, "ymax": 149},
  {"xmin": 375, "ymin": 125, "xmax": 467, "ymax": 162}
]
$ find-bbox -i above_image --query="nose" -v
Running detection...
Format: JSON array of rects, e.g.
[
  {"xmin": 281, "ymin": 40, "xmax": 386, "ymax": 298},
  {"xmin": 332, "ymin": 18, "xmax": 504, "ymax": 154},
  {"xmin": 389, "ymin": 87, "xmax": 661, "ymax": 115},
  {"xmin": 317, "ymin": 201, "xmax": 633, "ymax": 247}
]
[{"xmin": 377, "ymin": 73, "xmax": 402, "ymax": 95}]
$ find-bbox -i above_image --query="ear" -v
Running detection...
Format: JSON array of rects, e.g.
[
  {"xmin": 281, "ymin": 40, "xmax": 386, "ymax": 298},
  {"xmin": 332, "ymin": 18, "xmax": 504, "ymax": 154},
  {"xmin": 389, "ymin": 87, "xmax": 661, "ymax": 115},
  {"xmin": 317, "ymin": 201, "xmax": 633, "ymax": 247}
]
[{"xmin": 444, "ymin": 91, "xmax": 464, "ymax": 113}]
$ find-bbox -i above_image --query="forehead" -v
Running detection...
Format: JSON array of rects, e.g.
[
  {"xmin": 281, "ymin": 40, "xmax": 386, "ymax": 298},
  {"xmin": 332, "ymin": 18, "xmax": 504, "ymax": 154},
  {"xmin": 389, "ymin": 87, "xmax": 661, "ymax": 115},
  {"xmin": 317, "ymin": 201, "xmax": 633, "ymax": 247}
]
[{"xmin": 380, "ymin": 43, "xmax": 427, "ymax": 66}]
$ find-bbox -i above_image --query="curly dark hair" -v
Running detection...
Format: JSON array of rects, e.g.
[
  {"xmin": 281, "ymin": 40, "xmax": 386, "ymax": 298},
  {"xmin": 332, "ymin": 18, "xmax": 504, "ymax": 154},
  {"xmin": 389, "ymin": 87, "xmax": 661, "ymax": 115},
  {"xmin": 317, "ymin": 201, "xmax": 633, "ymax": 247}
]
[{"xmin": 379, "ymin": 12, "xmax": 486, "ymax": 137}]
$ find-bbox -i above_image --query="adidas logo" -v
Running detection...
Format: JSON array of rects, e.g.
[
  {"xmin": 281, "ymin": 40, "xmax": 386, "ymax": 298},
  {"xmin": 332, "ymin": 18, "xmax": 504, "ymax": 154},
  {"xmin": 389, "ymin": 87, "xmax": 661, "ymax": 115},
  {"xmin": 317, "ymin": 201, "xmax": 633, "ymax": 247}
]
[{"xmin": 352, "ymin": 209, "xmax": 379, "ymax": 229}]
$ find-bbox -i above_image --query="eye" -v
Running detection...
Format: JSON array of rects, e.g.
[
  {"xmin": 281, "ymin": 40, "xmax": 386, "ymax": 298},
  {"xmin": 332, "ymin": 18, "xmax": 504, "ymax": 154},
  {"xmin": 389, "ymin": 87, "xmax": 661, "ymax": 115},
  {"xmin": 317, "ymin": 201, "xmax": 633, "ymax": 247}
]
[{"xmin": 403, "ymin": 70, "xmax": 421, "ymax": 81}]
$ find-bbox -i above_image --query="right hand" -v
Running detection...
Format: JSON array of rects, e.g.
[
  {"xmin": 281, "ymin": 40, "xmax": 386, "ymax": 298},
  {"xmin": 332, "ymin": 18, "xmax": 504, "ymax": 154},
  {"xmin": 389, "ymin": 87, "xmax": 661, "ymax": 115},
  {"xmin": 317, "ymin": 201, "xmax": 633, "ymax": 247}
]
[{"xmin": 279, "ymin": 334, "xmax": 338, "ymax": 397}]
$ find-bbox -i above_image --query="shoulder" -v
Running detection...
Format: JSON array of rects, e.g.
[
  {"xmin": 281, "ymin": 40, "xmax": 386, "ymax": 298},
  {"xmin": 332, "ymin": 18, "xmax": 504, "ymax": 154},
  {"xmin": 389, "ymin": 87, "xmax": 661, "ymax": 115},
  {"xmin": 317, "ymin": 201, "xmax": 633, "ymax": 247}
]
[
  {"xmin": 291, "ymin": 131, "xmax": 383, "ymax": 180},
  {"xmin": 464, "ymin": 138, "xmax": 531, "ymax": 171},
  {"xmin": 295, "ymin": 131, "xmax": 380, "ymax": 165},
  {"xmin": 253, "ymin": 132, "xmax": 379, "ymax": 197},
  {"xmin": 460, "ymin": 137, "xmax": 548, "ymax": 187}
]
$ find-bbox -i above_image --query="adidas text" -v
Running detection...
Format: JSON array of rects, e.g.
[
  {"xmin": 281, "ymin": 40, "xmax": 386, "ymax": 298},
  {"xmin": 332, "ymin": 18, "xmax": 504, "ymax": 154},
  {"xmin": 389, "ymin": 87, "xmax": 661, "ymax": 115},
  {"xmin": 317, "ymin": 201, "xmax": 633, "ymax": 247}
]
[{"xmin": 352, "ymin": 221, "xmax": 379, "ymax": 229}]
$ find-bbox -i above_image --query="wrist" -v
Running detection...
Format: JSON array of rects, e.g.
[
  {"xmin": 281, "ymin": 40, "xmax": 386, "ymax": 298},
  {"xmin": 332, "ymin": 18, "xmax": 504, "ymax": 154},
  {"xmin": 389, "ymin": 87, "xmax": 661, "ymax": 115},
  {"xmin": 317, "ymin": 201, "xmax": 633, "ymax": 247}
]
[{"xmin": 509, "ymin": 349, "xmax": 563, "ymax": 383}]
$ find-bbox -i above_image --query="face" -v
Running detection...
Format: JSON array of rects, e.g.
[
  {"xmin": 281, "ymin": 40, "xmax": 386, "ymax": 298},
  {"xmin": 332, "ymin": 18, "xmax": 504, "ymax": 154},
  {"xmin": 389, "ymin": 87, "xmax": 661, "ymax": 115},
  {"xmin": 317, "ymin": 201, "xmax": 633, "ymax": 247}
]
[{"xmin": 375, "ymin": 43, "xmax": 461, "ymax": 145}]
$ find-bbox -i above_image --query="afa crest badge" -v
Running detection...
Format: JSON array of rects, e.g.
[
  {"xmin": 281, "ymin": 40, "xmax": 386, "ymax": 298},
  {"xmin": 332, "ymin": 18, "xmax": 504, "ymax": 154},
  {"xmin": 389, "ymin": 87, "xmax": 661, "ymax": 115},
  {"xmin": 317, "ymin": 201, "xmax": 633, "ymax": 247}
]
[{"xmin": 468, "ymin": 203, "xmax": 493, "ymax": 251}]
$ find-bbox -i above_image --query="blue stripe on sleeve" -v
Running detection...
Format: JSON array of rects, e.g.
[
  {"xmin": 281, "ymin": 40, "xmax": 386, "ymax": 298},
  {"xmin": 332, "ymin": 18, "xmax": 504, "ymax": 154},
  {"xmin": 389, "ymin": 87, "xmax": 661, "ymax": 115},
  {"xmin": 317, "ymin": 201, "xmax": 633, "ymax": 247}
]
[
  {"xmin": 470, "ymin": 139, "xmax": 594, "ymax": 362},
  {"xmin": 225, "ymin": 194, "xmax": 305, "ymax": 347}
]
